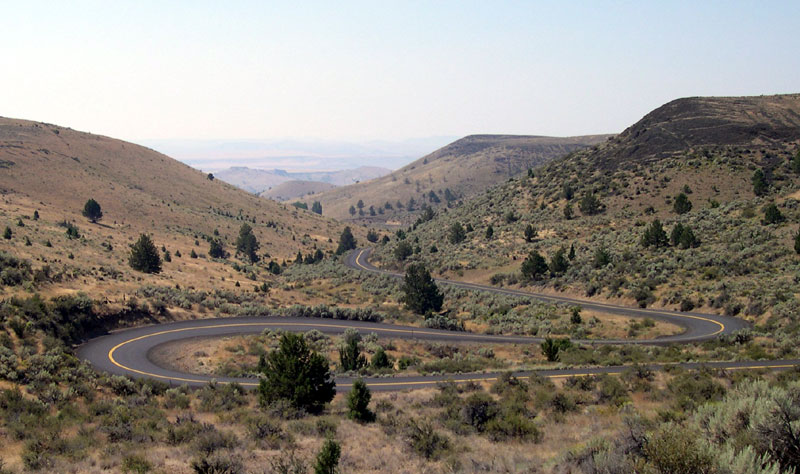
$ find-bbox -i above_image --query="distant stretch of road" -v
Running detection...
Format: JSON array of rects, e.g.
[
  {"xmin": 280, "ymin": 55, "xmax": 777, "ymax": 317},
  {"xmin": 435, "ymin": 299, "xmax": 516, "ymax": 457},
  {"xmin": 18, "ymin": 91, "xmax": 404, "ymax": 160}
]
[
  {"xmin": 77, "ymin": 249, "xmax": 793, "ymax": 392},
  {"xmin": 345, "ymin": 248, "xmax": 750, "ymax": 344}
]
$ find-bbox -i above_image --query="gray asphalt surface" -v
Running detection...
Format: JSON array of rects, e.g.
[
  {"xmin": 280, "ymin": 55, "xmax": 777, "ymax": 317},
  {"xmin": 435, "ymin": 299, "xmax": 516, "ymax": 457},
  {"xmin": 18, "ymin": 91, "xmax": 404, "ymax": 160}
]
[{"xmin": 76, "ymin": 249, "xmax": 792, "ymax": 392}]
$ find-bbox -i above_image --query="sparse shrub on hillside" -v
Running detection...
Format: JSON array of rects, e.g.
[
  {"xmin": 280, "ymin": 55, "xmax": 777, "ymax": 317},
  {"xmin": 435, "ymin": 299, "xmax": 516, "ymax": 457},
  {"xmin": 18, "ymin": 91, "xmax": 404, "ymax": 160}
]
[
  {"xmin": 524, "ymin": 224, "xmax": 536, "ymax": 243},
  {"xmin": 762, "ymin": 203, "xmax": 785, "ymax": 225},
  {"xmin": 579, "ymin": 192, "xmax": 603, "ymax": 216},
  {"xmin": 129, "ymin": 234, "xmax": 162, "ymax": 274},
  {"xmin": 673, "ymin": 193, "xmax": 692, "ymax": 214},
  {"xmin": 752, "ymin": 168, "xmax": 769, "ymax": 196},
  {"xmin": 394, "ymin": 241, "xmax": 413, "ymax": 261},
  {"xmin": 82, "ymin": 198, "xmax": 103, "ymax": 223}
]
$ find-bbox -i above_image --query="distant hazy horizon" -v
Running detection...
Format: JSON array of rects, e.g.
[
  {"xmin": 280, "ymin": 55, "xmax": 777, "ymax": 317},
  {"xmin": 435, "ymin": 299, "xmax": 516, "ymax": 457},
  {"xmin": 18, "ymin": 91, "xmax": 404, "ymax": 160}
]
[{"xmin": 2, "ymin": 1, "xmax": 798, "ymax": 154}]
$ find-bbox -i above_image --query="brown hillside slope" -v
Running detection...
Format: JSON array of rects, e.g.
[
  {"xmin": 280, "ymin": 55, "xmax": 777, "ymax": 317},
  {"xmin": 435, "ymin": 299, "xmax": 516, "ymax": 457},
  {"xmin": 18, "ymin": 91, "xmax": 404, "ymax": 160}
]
[
  {"xmin": 311, "ymin": 134, "xmax": 612, "ymax": 224},
  {"xmin": 260, "ymin": 180, "xmax": 337, "ymax": 202},
  {"xmin": 0, "ymin": 117, "xmax": 350, "ymax": 300}
]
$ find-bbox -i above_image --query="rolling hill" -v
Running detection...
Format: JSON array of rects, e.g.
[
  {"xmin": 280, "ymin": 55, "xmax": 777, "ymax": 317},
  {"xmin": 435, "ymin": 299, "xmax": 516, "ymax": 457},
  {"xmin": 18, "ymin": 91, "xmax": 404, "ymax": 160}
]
[
  {"xmin": 371, "ymin": 94, "xmax": 800, "ymax": 325},
  {"xmin": 260, "ymin": 180, "xmax": 338, "ymax": 201},
  {"xmin": 0, "ymin": 117, "xmax": 351, "ymax": 301},
  {"xmin": 309, "ymin": 134, "xmax": 612, "ymax": 224},
  {"xmin": 215, "ymin": 165, "xmax": 391, "ymax": 194}
]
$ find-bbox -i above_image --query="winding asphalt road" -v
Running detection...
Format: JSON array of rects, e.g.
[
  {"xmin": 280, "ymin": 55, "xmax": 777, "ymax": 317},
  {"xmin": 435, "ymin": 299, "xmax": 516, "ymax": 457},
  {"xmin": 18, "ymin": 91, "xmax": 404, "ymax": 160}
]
[{"xmin": 77, "ymin": 249, "xmax": 797, "ymax": 392}]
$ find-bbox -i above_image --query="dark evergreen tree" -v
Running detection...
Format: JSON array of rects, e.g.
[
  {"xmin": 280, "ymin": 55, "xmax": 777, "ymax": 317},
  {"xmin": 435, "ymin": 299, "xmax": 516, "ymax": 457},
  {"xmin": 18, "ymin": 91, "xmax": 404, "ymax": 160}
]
[
  {"xmin": 235, "ymin": 223, "xmax": 260, "ymax": 263},
  {"xmin": 394, "ymin": 241, "xmax": 413, "ymax": 261},
  {"xmin": 268, "ymin": 260, "xmax": 282, "ymax": 275},
  {"xmin": 562, "ymin": 182, "xmax": 574, "ymax": 200},
  {"xmin": 593, "ymin": 248, "xmax": 612, "ymax": 268},
  {"xmin": 366, "ymin": 229, "xmax": 379, "ymax": 243},
  {"xmin": 2, "ymin": 227, "xmax": 11, "ymax": 240},
  {"xmin": 400, "ymin": 263, "xmax": 443, "ymax": 314},
  {"xmin": 448, "ymin": 222, "xmax": 466, "ymax": 244},
  {"xmin": 258, "ymin": 333, "xmax": 335, "ymax": 413},
  {"xmin": 335, "ymin": 226, "xmax": 357, "ymax": 255},
  {"xmin": 369, "ymin": 205, "xmax": 376, "ymax": 216},
  {"xmin": 752, "ymin": 169, "xmax": 769, "ymax": 196},
  {"xmin": 795, "ymin": 230, "xmax": 800, "ymax": 255},
  {"xmin": 356, "ymin": 199, "xmax": 364, "ymax": 210},
  {"xmin": 347, "ymin": 379, "xmax": 375, "ymax": 422},
  {"xmin": 563, "ymin": 203, "xmax": 574, "ymax": 220},
  {"xmin": 762, "ymin": 203, "xmax": 785, "ymax": 225},
  {"xmin": 33, "ymin": 210, "xmax": 39, "ymax": 220},
  {"xmin": 524, "ymin": 224, "xmax": 536, "ymax": 243},
  {"xmin": 549, "ymin": 247, "xmax": 569, "ymax": 275},
  {"xmin": 579, "ymin": 192, "xmax": 603, "ymax": 215},
  {"xmin": 568, "ymin": 243, "xmax": 576, "ymax": 260},
  {"xmin": 349, "ymin": 205, "xmax": 356, "ymax": 216},
  {"xmin": 673, "ymin": 193, "xmax": 692, "ymax": 215},
  {"xmin": 641, "ymin": 220, "xmax": 668, "ymax": 248},
  {"xmin": 485, "ymin": 225, "xmax": 494, "ymax": 239},
  {"xmin": 371, "ymin": 347, "xmax": 391, "ymax": 369},
  {"xmin": 792, "ymin": 150, "xmax": 800, "ymax": 174},
  {"xmin": 338, "ymin": 331, "xmax": 366, "ymax": 372},
  {"xmin": 129, "ymin": 234, "xmax": 162, "ymax": 273},
  {"xmin": 295, "ymin": 251, "xmax": 303, "ymax": 264},
  {"xmin": 208, "ymin": 239, "xmax": 227, "ymax": 259},
  {"xmin": 670, "ymin": 223, "xmax": 699, "ymax": 249},
  {"xmin": 314, "ymin": 439, "xmax": 341, "ymax": 474},
  {"xmin": 82, "ymin": 198, "xmax": 103, "ymax": 223},
  {"xmin": 521, "ymin": 251, "xmax": 548, "ymax": 281},
  {"xmin": 311, "ymin": 201, "xmax": 323, "ymax": 215},
  {"xmin": 541, "ymin": 337, "xmax": 572, "ymax": 362},
  {"xmin": 292, "ymin": 201, "xmax": 308, "ymax": 210}
]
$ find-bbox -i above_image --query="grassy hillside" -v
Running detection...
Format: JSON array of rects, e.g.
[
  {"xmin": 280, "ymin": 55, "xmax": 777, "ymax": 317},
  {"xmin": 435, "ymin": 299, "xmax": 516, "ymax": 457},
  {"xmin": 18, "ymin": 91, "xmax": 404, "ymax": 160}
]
[
  {"xmin": 260, "ymin": 180, "xmax": 337, "ymax": 202},
  {"xmin": 311, "ymin": 134, "xmax": 612, "ymax": 224},
  {"xmin": 0, "ymin": 117, "xmax": 351, "ymax": 302},
  {"xmin": 372, "ymin": 94, "xmax": 800, "ymax": 331}
]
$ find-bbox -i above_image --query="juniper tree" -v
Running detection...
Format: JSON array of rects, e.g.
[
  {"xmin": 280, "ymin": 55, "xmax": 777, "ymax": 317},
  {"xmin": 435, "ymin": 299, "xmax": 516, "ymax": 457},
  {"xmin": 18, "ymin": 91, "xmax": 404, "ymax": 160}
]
[
  {"xmin": 400, "ymin": 263, "xmax": 443, "ymax": 314},
  {"xmin": 641, "ymin": 220, "xmax": 668, "ymax": 248},
  {"xmin": 311, "ymin": 201, "xmax": 323, "ymax": 215},
  {"xmin": 338, "ymin": 330, "xmax": 366, "ymax": 372},
  {"xmin": 762, "ymin": 203, "xmax": 785, "ymax": 225},
  {"xmin": 448, "ymin": 222, "xmax": 466, "ymax": 244},
  {"xmin": 673, "ymin": 193, "xmax": 692, "ymax": 215},
  {"xmin": 521, "ymin": 251, "xmax": 548, "ymax": 281},
  {"xmin": 579, "ymin": 192, "xmax": 603, "ymax": 215},
  {"xmin": 235, "ymin": 223, "xmax": 260, "ymax": 263},
  {"xmin": 347, "ymin": 379, "xmax": 375, "ymax": 423},
  {"xmin": 485, "ymin": 225, "xmax": 494, "ymax": 239},
  {"xmin": 258, "ymin": 333, "xmax": 335, "ymax": 413},
  {"xmin": 524, "ymin": 224, "xmax": 536, "ymax": 243},
  {"xmin": 752, "ymin": 169, "xmax": 768, "ymax": 196},
  {"xmin": 82, "ymin": 198, "xmax": 103, "ymax": 223},
  {"xmin": 129, "ymin": 234, "xmax": 162, "ymax": 273},
  {"xmin": 335, "ymin": 226, "xmax": 357, "ymax": 255},
  {"xmin": 549, "ymin": 246, "xmax": 569, "ymax": 275}
]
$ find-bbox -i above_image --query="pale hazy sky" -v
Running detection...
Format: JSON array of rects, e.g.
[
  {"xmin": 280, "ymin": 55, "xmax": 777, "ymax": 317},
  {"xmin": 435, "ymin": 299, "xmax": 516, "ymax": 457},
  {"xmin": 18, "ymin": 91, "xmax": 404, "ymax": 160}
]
[{"xmin": 2, "ymin": 1, "xmax": 798, "ymax": 143}]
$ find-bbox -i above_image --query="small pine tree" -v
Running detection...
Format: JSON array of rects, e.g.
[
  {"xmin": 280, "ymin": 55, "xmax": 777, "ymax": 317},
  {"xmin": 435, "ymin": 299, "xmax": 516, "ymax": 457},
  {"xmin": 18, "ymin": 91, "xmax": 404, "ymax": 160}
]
[
  {"xmin": 524, "ymin": 224, "xmax": 536, "ymax": 243},
  {"xmin": 338, "ymin": 330, "xmax": 366, "ymax": 372},
  {"xmin": 82, "ymin": 198, "xmax": 103, "ymax": 223},
  {"xmin": 190, "ymin": 249, "xmax": 198, "ymax": 258},
  {"xmin": 33, "ymin": 210, "xmax": 39, "ymax": 220},
  {"xmin": 521, "ymin": 251, "xmax": 548, "ymax": 281},
  {"xmin": 593, "ymin": 248, "xmax": 611, "ymax": 268},
  {"xmin": 349, "ymin": 205, "xmax": 356, "ymax": 216},
  {"xmin": 579, "ymin": 192, "xmax": 603, "ymax": 216},
  {"xmin": 163, "ymin": 250, "xmax": 171, "ymax": 262},
  {"xmin": 394, "ymin": 241, "xmax": 413, "ymax": 261},
  {"xmin": 762, "ymin": 203, "xmax": 785, "ymax": 225},
  {"xmin": 485, "ymin": 225, "xmax": 494, "ymax": 239},
  {"xmin": 549, "ymin": 247, "xmax": 569, "ymax": 275},
  {"xmin": 208, "ymin": 239, "xmax": 227, "ymax": 259},
  {"xmin": 541, "ymin": 337, "xmax": 572, "ymax": 362},
  {"xmin": 258, "ymin": 333, "xmax": 335, "ymax": 413},
  {"xmin": 570, "ymin": 307, "xmax": 582, "ymax": 325},
  {"xmin": 400, "ymin": 263, "xmax": 443, "ymax": 314},
  {"xmin": 568, "ymin": 243, "xmax": 576, "ymax": 260},
  {"xmin": 795, "ymin": 230, "xmax": 800, "ymax": 255},
  {"xmin": 448, "ymin": 222, "xmax": 466, "ymax": 244},
  {"xmin": 752, "ymin": 169, "xmax": 768, "ymax": 196},
  {"xmin": 563, "ymin": 203, "xmax": 573, "ymax": 220},
  {"xmin": 2, "ymin": 227, "xmax": 11, "ymax": 240},
  {"xmin": 235, "ymin": 224, "xmax": 260, "ymax": 263},
  {"xmin": 371, "ymin": 347, "xmax": 391, "ymax": 369},
  {"xmin": 314, "ymin": 439, "xmax": 341, "ymax": 474},
  {"xmin": 335, "ymin": 226, "xmax": 357, "ymax": 255},
  {"xmin": 347, "ymin": 379, "xmax": 375, "ymax": 422},
  {"xmin": 673, "ymin": 193, "xmax": 692, "ymax": 215},
  {"xmin": 129, "ymin": 234, "xmax": 162, "ymax": 273},
  {"xmin": 311, "ymin": 201, "xmax": 323, "ymax": 215},
  {"xmin": 366, "ymin": 229, "xmax": 379, "ymax": 243},
  {"xmin": 641, "ymin": 220, "xmax": 668, "ymax": 248}
]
